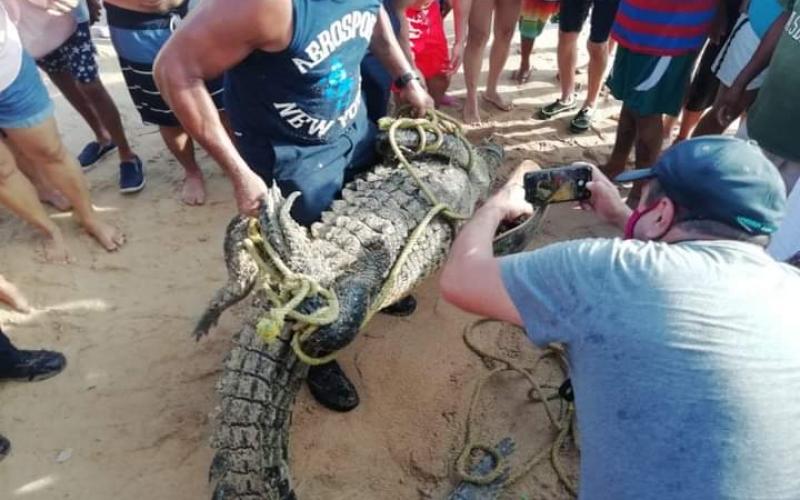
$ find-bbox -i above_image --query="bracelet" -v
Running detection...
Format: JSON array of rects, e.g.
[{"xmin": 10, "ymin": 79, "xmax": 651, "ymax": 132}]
[{"xmin": 394, "ymin": 71, "xmax": 420, "ymax": 89}]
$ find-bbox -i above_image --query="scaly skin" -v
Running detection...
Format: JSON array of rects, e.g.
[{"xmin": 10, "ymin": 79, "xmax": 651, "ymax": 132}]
[{"xmin": 199, "ymin": 128, "xmax": 504, "ymax": 499}]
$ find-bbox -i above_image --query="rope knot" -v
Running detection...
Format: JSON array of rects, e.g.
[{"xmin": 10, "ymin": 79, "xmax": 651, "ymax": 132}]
[{"xmin": 256, "ymin": 314, "xmax": 284, "ymax": 344}]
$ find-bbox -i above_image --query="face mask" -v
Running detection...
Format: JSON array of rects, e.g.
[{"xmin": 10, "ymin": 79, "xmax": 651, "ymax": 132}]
[{"xmin": 624, "ymin": 201, "xmax": 662, "ymax": 240}]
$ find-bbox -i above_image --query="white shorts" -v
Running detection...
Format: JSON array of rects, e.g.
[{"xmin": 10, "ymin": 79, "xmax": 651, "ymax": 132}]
[
  {"xmin": 712, "ymin": 14, "xmax": 768, "ymax": 90},
  {"xmin": 769, "ymin": 184, "xmax": 800, "ymax": 262}
]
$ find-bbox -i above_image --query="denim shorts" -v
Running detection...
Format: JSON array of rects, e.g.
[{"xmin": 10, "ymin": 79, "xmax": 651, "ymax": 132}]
[{"xmin": 0, "ymin": 51, "xmax": 54, "ymax": 129}]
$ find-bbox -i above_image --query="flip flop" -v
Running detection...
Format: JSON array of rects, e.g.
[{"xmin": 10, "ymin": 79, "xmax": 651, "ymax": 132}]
[
  {"xmin": 481, "ymin": 92, "xmax": 513, "ymax": 112},
  {"xmin": 512, "ymin": 67, "xmax": 533, "ymax": 84}
]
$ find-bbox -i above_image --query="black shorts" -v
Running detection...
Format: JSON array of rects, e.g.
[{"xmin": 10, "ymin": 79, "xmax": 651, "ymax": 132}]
[{"xmin": 559, "ymin": 0, "xmax": 621, "ymax": 43}]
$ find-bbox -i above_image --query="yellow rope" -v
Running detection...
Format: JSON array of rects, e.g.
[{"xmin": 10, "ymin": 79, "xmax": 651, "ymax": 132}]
[
  {"xmin": 379, "ymin": 109, "xmax": 475, "ymax": 222},
  {"xmin": 246, "ymin": 110, "xmax": 477, "ymax": 364},
  {"xmin": 246, "ymin": 219, "xmax": 341, "ymax": 366},
  {"xmin": 456, "ymin": 319, "xmax": 578, "ymax": 496}
]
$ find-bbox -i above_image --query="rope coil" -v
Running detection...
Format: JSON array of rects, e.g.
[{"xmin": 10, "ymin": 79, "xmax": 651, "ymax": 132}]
[{"xmin": 456, "ymin": 319, "xmax": 578, "ymax": 496}]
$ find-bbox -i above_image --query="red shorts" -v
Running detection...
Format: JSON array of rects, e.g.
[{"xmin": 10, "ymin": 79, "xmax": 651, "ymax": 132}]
[{"xmin": 406, "ymin": 1, "xmax": 450, "ymax": 79}]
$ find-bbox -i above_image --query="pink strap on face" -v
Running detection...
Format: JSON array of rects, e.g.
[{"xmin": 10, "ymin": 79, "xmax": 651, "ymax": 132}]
[{"xmin": 624, "ymin": 201, "xmax": 661, "ymax": 240}]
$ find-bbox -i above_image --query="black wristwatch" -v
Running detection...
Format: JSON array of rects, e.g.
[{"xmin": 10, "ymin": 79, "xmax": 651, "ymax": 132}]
[{"xmin": 394, "ymin": 71, "xmax": 420, "ymax": 89}]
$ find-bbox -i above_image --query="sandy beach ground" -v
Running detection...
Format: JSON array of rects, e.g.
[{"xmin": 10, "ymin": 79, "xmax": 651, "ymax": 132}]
[{"xmin": 0, "ymin": 21, "xmax": 622, "ymax": 500}]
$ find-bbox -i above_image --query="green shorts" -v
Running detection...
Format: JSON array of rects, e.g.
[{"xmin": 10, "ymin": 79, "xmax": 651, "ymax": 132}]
[{"xmin": 607, "ymin": 46, "xmax": 697, "ymax": 117}]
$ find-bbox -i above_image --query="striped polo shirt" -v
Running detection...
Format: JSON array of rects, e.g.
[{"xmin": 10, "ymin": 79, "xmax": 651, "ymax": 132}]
[{"xmin": 612, "ymin": 0, "xmax": 718, "ymax": 56}]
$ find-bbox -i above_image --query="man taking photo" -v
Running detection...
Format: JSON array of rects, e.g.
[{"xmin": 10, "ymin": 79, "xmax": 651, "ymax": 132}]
[{"xmin": 440, "ymin": 136, "xmax": 800, "ymax": 499}]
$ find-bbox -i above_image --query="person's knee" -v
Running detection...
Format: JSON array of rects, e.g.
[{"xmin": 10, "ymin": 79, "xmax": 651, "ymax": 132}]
[
  {"xmin": 468, "ymin": 25, "xmax": 491, "ymax": 47},
  {"xmin": 19, "ymin": 136, "xmax": 66, "ymax": 166},
  {"xmin": 0, "ymin": 157, "xmax": 17, "ymax": 182},
  {"xmin": 77, "ymin": 80, "xmax": 107, "ymax": 99},
  {"xmin": 558, "ymin": 31, "xmax": 580, "ymax": 49},
  {"xmin": 493, "ymin": 22, "xmax": 516, "ymax": 43},
  {"xmin": 587, "ymin": 40, "xmax": 609, "ymax": 59}
]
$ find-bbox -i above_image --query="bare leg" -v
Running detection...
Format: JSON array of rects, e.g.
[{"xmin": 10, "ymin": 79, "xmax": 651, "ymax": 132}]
[
  {"xmin": 675, "ymin": 109, "xmax": 704, "ymax": 141},
  {"xmin": 159, "ymin": 125, "xmax": 206, "ymax": 205},
  {"xmin": 4, "ymin": 118, "xmax": 125, "ymax": 251},
  {"xmin": 584, "ymin": 40, "xmax": 610, "ymax": 109},
  {"xmin": 663, "ymin": 113, "xmax": 679, "ymax": 141},
  {"xmin": 693, "ymin": 86, "xmax": 759, "ymax": 137},
  {"xmin": 46, "ymin": 70, "xmax": 110, "ymax": 146},
  {"xmin": 427, "ymin": 74, "xmax": 452, "ymax": 106},
  {"xmin": 483, "ymin": 0, "xmax": 521, "ymax": 110},
  {"xmin": 628, "ymin": 113, "xmax": 664, "ymax": 204},
  {"xmin": 557, "ymin": 31, "xmax": 580, "ymax": 102},
  {"xmin": 604, "ymin": 104, "xmax": 637, "ymax": 178},
  {"xmin": 462, "ymin": 0, "xmax": 495, "ymax": 123},
  {"xmin": 515, "ymin": 36, "xmax": 535, "ymax": 83},
  {"xmin": 78, "ymin": 80, "xmax": 136, "ymax": 162},
  {"xmin": 634, "ymin": 114, "xmax": 664, "ymax": 168},
  {"xmin": 11, "ymin": 147, "xmax": 71, "ymax": 211},
  {"xmin": 0, "ymin": 274, "xmax": 31, "ymax": 312},
  {"xmin": 0, "ymin": 140, "xmax": 70, "ymax": 262}
]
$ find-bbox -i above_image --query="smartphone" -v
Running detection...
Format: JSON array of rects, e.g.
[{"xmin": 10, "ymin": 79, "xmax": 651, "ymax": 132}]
[{"xmin": 524, "ymin": 165, "xmax": 591, "ymax": 205}]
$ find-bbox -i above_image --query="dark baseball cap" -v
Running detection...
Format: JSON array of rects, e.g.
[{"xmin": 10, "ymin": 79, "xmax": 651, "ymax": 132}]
[{"xmin": 614, "ymin": 136, "xmax": 786, "ymax": 235}]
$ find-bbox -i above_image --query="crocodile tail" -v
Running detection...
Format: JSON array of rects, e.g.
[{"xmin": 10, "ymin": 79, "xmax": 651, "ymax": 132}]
[{"xmin": 210, "ymin": 318, "xmax": 306, "ymax": 500}]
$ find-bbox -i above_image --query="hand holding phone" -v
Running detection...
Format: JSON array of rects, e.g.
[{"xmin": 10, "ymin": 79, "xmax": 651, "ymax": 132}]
[{"xmin": 524, "ymin": 165, "xmax": 592, "ymax": 205}]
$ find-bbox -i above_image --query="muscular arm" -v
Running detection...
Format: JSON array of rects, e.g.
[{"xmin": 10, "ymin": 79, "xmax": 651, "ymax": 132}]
[
  {"xmin": 440, "ymin": 164, "xmax": 539, "ymax": 327},
  {"xmin": 440, "ymin": 202, "xmax": 523, "ymax": 326},
  {"xmin": 393, "ymin": 0, "xmax": 417, "ymax": 68},
  {"xmin": 154, "ymin": 0, "xmax": 292, "ymax": 214},
  {"xmin": 369, "ymin": 5, "xmax": 418, "ymax": 81}
]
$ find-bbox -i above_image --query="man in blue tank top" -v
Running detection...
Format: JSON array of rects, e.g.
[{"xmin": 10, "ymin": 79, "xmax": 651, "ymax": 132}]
[{"xmin": 154, "ymin": 0, "xmax": 433, "ymax": 412}]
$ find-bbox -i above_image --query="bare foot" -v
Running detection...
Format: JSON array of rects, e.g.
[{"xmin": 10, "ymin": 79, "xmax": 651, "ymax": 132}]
[
  {"xmin": 83, "ymin": 219, "xmax": 126, "ymax": 251},
  {"xmin": 38, "ymin": 188, "xmax": 72, "ymax": 211},
  {"xmin": 481, "ymin": 91, "xmax": 513, "ymax": 112},
  {"xmin": 42, "ymin": 232, "xmax": 72, "ymax": 264},
  {"xmin": 181, "ymin": 173, "xmax": 206, "ymax": 206},
  {"xmin": 0, "ymin": 275, "xmax": 31, "ymax": 312},
  {"xmin": 512, "ymin": 66, "xmax": 532, "ymax": 84},
  {"xmin": 462, "ymin": 100, "xmax": 482, "ymax": 124}
]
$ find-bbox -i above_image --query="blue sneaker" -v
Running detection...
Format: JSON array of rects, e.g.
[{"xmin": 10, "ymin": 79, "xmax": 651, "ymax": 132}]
[
  {"xmin": 119, "ymin": 156, "xmax": 145, "ymax": 194},
  {"xmin": 78, "ymin": 141, "xmax": 117, "ymax": 170}
]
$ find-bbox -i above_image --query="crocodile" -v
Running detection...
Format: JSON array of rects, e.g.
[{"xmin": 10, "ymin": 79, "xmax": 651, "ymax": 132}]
[{"xmin": 194, "ymin": 120, "xmax": 543, "ymax": 499}]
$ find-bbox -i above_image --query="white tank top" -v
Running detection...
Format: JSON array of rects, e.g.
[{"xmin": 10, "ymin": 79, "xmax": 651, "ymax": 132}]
[{"xmin": 0, "ymin": 5, "xmax": 23, "ymax": 93}]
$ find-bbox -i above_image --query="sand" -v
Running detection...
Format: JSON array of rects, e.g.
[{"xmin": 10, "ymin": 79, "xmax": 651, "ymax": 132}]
[{"xmin": 0, "ymin": 23, "xmax": 621, "ymax": 500}]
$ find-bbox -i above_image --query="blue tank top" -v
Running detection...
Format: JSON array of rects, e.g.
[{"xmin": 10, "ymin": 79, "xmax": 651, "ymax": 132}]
[{"xmin": 225, "ymin": 0, "xmax": 382, "ymax": 146}]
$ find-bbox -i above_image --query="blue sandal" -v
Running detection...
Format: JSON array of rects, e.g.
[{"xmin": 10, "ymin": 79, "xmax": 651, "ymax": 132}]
[{"xmin": 78, "ymin": 141, "xmax": 117, "ymax": 170}]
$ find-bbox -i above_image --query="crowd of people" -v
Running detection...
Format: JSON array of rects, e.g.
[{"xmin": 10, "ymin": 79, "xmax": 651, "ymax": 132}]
[{"xmin": 1, "ymin": 0, "xmax": 800, "ymax": 496}]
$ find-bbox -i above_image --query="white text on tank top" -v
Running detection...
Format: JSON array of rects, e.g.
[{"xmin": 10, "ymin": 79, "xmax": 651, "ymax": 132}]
[{"xmin": 273, "ymin": 10, "xmax": 377, "ymax": 141}]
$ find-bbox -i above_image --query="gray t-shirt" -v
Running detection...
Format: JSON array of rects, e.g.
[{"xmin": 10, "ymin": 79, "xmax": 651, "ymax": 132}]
[{"xmin": 500, "ymin": 238, "xmax": 800, "ymax": 500}]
